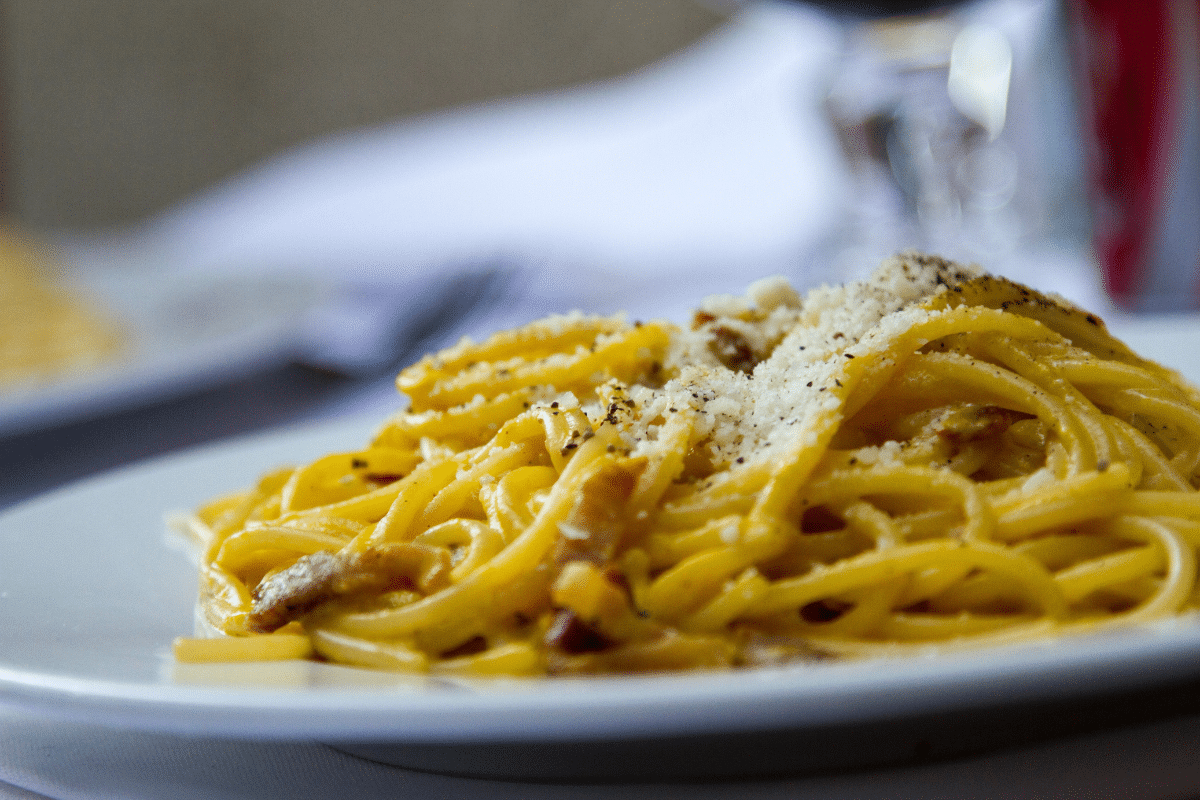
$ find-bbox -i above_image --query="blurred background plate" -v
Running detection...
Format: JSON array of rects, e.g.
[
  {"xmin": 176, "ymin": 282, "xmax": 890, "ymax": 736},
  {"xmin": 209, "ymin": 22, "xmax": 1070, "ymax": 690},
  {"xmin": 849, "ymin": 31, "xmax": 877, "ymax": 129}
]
[{"xmin": 0, "ymin": 265, "xmax": 329, "ymax": 437}]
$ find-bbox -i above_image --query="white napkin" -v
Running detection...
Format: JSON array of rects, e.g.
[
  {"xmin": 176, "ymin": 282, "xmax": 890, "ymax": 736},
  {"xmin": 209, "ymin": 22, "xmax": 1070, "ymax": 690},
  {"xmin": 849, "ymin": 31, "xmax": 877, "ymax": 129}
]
[
  {"xmin": 57, "ymin": 0, "xmax": 1107, "ymax": 384},
  {"xmin": 109, "ymin": 2, "xmax": 846, "ymax": 287},
  {"xmin": 49, "ymin": 1, "xmax": 853, "ymax": 393}
]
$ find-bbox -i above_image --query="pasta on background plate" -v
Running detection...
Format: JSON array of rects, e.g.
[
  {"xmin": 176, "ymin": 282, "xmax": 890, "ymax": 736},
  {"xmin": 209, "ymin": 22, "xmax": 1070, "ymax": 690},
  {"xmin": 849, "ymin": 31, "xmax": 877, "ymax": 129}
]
[
  {"xmin": 0, "ymin": 226, "xmax": 124, "ymax": 392},
  {"xmin": 174, "ymin": 253, "xmax": 1200, "ymax": 676}
]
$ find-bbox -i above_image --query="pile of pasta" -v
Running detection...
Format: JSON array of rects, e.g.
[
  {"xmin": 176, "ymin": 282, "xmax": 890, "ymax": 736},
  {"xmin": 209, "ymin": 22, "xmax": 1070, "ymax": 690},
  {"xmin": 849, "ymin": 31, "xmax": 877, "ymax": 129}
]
[
  {"xmin": 174, "ymin": 254, "xmax": 1200, "ymax": 676},
  {"xmin": 0, "ymin": 226, "xmax": 124, "ymax": 392}
]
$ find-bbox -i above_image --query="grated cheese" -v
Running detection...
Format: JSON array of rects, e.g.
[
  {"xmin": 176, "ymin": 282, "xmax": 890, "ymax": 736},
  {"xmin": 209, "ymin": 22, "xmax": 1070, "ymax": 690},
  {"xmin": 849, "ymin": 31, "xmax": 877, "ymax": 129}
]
[{"xmin": 609, "ymin": 252, "xmax": 986, "ymax": 471}]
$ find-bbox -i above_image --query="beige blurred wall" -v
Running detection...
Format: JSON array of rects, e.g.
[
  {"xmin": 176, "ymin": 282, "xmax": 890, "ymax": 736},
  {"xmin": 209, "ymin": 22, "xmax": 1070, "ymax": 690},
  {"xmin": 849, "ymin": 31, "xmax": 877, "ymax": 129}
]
[{"xmin": 1, "ymin": 1, "xmax": 726, "ymax": 230}]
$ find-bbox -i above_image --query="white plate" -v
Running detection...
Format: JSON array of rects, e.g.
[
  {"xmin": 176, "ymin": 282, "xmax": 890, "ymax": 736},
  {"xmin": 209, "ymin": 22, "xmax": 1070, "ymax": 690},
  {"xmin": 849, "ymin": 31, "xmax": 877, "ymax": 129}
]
[
  {"xmin": 1107, "ymin": 313, "xmax": 1200, "ymax": 374},
  {"xmin": 0, "ymin": 268, "xmax": 330, "ymax": 437},
  {"xmin": 6, "ymin": 319, "xmax": 1200, "ymax": 780}
]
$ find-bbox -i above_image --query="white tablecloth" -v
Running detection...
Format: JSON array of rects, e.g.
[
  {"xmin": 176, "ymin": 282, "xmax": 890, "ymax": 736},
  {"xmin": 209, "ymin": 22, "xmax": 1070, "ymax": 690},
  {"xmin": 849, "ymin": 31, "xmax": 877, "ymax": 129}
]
[{"xmin": 5, "ymin": 705, "xmax": 1200, "ymax": 799}]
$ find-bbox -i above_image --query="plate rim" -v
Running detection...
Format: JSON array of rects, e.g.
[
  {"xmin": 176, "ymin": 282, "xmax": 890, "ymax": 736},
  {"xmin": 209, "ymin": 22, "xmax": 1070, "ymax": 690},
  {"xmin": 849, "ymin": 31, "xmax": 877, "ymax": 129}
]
[
  {"xmin": 2, "ymin": 618, "xmax": 1200, "ymax": 743},
  {"xmin": 5, "ymin": 413, "xmax": 1200, "ymax": 743}
]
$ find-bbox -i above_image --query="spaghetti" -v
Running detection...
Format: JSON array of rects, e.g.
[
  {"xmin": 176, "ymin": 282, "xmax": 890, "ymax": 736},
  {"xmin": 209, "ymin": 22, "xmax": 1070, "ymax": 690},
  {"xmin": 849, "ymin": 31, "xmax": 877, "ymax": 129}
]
[
  {"xmin": 174, "ymin": 253, "xmax": 1200, "ymax": 675},
  {"xmin": 0, "ymin": 226, "xmax": 125, "ymax": 392}
]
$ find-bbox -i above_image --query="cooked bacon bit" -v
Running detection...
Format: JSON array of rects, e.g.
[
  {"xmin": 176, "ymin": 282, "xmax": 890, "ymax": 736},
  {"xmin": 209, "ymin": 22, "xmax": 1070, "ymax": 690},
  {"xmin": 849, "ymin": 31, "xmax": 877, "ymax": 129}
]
[
  {"xmin": 545, "ymin": 609, "xmax": 611, "ymax": 653},
  {"xmin": 707, "ymin": 325, "xmax": 758, "ymax": 373},
  {"xmin": 552, "ymin": 459, "xmax": 645, "ymax": 566},
  {"xmin": 800, "ymin": 504, "xmax": 845, "ymax": 534},
  {"xmin": 364, "ymin": 473, "xmax": 404, "ymax": 486},
  {"xmin": 441, "ymin": 635, "xmax": 488, "ymax": 659},
  {"xmin": 800, "ymin": 598, "xmax": 853, "ymax": 623},
  {"xmin": 247, "ymin": 543, "xmax": 450, "ymax": 633},
  {"xmin": 936, "ymin": 405, "xmax": 1029, "ymax": 443},
  {"xmin": 603, "ymin": 565, "xmax": 630, "ymax": 592}
]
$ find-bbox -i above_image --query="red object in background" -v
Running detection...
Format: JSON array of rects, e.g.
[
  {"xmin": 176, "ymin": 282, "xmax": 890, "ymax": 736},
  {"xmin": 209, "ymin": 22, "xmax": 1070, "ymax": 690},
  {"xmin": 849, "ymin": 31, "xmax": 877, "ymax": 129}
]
[{"xmin": 1069, "ymin": 0, "xmax": 1200, "ymax": 311}]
